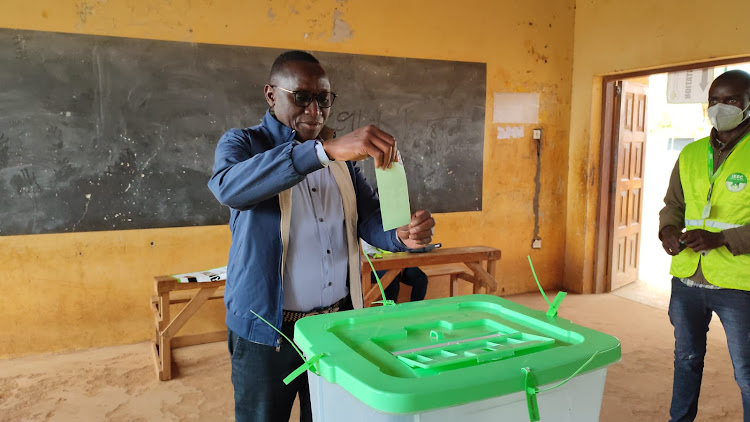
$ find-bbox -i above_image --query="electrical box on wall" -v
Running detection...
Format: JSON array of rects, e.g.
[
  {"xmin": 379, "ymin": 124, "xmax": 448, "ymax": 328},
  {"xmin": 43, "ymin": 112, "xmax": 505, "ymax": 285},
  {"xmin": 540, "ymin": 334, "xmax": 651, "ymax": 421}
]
[{"xmin": 532, "ymin": 129, "xmax": 542, "ymax": 140}]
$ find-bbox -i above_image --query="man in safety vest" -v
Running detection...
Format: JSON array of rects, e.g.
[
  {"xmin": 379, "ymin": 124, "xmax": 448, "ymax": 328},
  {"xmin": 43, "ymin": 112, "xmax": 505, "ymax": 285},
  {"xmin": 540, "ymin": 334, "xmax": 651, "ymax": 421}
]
[{"xmin": 659, "ymin": 69, "xmax": 750, "ymax": 422}]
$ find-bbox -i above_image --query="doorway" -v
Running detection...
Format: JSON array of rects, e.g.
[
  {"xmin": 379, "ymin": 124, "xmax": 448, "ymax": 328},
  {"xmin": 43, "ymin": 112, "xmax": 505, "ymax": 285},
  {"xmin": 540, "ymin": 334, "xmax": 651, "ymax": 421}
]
[{"xmin": 596, "ymin": 60, "xmax": 750, "ymax": 308}]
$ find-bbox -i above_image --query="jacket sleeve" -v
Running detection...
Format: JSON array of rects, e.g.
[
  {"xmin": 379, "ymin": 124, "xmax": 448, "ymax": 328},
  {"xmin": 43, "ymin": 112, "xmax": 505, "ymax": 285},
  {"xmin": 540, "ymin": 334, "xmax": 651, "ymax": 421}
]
[
  {"xmin": 350, "ymin": 163, "xmax": 409, "ymax": 252},
  {"xmin": 658, "ymin": 158, "xmax": 686, "ymax": 237},
  {"xmin": 723, "ymin": 226, "xmax": 750, "ymax": 255},
  {"xmin": 207, "ymin": 128, "xmax": 323, "ymax": 210}
]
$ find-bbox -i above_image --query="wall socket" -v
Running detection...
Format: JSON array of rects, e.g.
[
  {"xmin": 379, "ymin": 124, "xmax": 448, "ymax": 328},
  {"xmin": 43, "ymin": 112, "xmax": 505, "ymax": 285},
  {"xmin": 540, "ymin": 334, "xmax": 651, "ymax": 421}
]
[
  {"xmin": 532, "ymin": 129, "xmax": 542, "ymax": 140},
  {"xmin": 532, "ymin": 239, "xmax": 542, "ymax": 249}
]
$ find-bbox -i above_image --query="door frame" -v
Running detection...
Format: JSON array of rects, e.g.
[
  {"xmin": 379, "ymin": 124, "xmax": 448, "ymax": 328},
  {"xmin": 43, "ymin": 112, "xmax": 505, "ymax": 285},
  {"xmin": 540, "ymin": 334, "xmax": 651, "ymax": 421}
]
[{"xmin": 593, "ymin": 56, "xmax": 750, "ymax": 293}]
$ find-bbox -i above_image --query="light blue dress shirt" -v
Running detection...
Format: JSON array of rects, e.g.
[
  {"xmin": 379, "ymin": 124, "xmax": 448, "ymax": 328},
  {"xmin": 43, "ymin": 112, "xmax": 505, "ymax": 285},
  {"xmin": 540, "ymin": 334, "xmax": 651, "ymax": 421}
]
[{"xmin": 282, "ymin": 143, "xmax": 349, "ymax": 311}]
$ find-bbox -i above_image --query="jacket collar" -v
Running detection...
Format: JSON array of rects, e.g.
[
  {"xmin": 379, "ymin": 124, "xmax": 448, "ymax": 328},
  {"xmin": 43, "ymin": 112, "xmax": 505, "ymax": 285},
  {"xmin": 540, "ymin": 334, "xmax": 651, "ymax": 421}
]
[{"xmin": 261, "ymin": 109, "xmax": 296, "ymax": 147}]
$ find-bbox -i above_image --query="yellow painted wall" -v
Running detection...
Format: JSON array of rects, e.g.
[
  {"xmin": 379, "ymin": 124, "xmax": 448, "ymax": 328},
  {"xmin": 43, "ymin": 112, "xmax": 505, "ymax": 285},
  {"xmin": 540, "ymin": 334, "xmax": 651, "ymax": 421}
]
[
  {"xmin": 564, "ymin": 0, "xmax": 750, "ymax": 293},
  {"xmin": 0, "ymin": 0, "xmax": 575, "ymax": 358}
]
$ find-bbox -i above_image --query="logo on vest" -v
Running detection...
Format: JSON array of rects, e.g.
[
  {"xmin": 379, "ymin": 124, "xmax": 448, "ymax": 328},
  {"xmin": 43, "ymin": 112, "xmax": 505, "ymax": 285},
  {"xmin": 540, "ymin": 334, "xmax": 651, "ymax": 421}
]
[{"xmin": 726, "ymin": 173, "xmax": 748, "ymax": 193}]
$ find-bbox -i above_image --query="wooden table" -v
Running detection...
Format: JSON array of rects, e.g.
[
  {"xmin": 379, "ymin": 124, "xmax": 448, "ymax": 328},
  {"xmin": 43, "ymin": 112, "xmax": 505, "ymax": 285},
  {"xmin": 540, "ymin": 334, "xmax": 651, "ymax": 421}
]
[{"xmin": 360, "ymin": 246, "xmax": 501, "ymax": 307}]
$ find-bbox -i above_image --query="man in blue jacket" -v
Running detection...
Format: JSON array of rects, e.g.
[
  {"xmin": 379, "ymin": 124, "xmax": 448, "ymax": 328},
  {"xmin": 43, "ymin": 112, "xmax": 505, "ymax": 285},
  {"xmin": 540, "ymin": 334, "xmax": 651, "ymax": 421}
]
[{"xmin": 208, "ymin": 50, "xmax": 435, "ymax": 422}]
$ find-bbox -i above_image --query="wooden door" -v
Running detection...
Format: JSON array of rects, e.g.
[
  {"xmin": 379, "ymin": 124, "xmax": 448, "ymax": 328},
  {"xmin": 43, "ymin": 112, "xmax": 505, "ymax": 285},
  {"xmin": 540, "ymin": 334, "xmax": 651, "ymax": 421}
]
[{"xmin": 609, "ymin": 81, "xmax": 647, "ymax": 290}]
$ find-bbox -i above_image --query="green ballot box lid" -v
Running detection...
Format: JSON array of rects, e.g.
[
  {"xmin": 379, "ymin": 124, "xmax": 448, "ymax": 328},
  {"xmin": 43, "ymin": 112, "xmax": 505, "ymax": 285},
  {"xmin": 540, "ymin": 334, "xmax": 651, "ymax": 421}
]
[{"xmin": 294, "ymin": 294, "xmax": 621, "ymax": 414}]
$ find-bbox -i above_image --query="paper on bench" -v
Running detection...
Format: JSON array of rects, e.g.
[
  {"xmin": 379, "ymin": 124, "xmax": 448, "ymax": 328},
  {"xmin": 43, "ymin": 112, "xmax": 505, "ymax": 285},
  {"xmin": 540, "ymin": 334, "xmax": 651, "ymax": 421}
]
[{"xmin": 171, "ymin": 266, "xmax": 227, "ymax": 283}]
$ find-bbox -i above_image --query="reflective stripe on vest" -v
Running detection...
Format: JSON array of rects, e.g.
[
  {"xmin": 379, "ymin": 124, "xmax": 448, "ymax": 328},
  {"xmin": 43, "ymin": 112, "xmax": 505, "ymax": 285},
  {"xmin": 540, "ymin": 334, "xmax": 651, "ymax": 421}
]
[
  {"xmin": 684, "ymin": 219, "xmax": 742, "ymax": 230},
  {"xmin": 670, "ymin": 134, "xmax": 750, "ymax": 290}
]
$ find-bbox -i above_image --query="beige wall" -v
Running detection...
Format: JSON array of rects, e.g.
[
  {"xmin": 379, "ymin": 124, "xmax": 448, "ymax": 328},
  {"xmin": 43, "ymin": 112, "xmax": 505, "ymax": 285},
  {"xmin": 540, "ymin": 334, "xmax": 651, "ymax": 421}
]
[
  {"xmin": 0, "ymin": 0, "xmax": 576, "ymax": 358},
  {"xmin": 564, "ymin": 0, "xmax": 750, "ymax": 293}
]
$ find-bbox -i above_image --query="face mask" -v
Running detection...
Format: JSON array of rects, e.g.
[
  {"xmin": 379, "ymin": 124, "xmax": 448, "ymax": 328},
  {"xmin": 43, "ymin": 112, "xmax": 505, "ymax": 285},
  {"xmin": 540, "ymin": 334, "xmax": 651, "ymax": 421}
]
[{"xmin": 708, "ymin": 103, "xmax": 750, "ymax": 131}]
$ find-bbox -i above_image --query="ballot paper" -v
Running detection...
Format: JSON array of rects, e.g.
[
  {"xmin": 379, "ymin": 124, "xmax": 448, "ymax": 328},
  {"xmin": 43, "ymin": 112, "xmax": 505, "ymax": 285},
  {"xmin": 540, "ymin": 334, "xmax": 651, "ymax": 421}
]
[
  {"xmin": 171, "ymin": 266, "xmax": 227, "ymax": 283},
  {"xmin": 375, "ymin": 160, "xmax": 412, "ymax": 231}
]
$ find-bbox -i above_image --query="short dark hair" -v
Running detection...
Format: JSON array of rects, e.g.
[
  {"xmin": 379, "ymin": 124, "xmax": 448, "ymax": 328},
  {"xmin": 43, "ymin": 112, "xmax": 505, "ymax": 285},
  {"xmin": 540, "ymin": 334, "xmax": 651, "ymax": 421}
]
[
  {"xmin": 269, "ymin": 50, "xmax": 321, "ymax": 83},
  {"xmin": 713, "ymin": 69, "xmax": 750, "ymax": 95}
]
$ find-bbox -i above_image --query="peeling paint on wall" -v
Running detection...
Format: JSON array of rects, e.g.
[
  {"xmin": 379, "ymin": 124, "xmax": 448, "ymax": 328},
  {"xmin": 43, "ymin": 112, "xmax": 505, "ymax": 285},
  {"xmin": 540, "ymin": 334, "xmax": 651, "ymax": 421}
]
[
  {"xmin": 329, "ymin": 9, "xmax": 353, "ymax": 42},
  {"xmin": 77, "ymin": 3, "xmax": 94, "ymax": 24},
  {"xmin": 76, "ymin": 1, "xmax": 105, "ymax": 25}
]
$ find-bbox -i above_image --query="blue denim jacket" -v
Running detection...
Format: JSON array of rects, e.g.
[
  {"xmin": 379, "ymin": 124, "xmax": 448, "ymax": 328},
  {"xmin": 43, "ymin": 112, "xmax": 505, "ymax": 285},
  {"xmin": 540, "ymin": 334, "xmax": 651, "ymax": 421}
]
[{"xmin": 208, "ymin": 111, "xmax": 405, "ymax": 346}]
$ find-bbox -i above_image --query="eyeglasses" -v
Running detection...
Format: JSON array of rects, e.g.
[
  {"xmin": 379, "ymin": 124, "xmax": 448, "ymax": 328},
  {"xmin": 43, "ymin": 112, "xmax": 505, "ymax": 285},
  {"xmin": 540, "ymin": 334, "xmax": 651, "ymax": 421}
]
[{"xmin": 271, "ymin": 85, "xmax": 337, "ymax": 108}]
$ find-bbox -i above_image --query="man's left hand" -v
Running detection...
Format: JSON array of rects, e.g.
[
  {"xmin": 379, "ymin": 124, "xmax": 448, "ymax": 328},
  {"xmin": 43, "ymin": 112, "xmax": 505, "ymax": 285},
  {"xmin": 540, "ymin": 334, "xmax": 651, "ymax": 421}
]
[
  {"xmin": 680, "ymin": 229, "xmax": 727, "ymax": 253},
  {"xmin": 397, "ymin": 210, "xmax": 435, "ymax": 249}
]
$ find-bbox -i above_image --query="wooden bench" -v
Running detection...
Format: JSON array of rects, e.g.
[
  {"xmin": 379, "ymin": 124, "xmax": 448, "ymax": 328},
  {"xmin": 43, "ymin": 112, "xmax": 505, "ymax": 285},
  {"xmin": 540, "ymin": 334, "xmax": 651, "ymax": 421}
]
[
  {"xmin": 421, "ymin": 263, "xmax": 475, "ymax": 297},
  {"xmin": 361, "ymin": 246, "xmax": 501, "ymax": 307},
  {"xmin": 151, "ymin": 276, "xmax": 226, "ymax": 381},
  {"xmin": 372, "ymin": 264, "xmax": 475, "ymax": 298},
  {"xmin": 151, "ymin": 249, "xmax": 498, "ymax": 380}
]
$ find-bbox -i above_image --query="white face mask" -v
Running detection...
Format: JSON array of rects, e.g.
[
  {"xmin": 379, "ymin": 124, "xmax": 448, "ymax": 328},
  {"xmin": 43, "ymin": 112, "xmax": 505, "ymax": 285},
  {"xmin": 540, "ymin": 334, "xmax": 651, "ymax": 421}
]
[{"xmin": 708, "ymin": 102, "xmax": 750, "ymax": 131}]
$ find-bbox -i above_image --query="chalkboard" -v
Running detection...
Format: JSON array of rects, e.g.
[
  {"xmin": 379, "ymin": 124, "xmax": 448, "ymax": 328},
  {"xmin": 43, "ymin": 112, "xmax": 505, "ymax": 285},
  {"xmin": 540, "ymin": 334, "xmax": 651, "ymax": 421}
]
[{"xmin": 0, "ymin": 28, "xmax": 485, "ymax": 236}]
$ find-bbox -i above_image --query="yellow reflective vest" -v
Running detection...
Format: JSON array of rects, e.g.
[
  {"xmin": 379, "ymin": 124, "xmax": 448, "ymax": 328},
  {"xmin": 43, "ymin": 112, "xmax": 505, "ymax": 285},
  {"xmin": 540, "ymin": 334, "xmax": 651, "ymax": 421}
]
[{"xmin": 670, "ymin": 133, "xmax": 750, "ymax": 290}]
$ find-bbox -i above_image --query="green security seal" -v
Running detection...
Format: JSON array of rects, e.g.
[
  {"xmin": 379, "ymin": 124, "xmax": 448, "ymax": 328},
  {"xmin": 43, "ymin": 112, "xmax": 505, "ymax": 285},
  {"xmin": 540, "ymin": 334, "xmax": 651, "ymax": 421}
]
[{"xmin": 726, "ymin": 173, "xmax": 748, "ymax": 193}]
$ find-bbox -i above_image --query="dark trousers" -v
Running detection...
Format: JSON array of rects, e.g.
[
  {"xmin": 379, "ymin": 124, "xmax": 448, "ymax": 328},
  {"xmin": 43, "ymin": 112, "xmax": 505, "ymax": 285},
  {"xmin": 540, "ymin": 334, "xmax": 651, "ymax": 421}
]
[
  {"xmin": 228, "ymin": 322, "xmax": 312, "ymax": 422},
  {"xmin": 378, "ymin": 267, "xmax": 429, "ymax": 303},
  {"xmin": 668, "ymin": 277, "xmax": 750, "ymax": 422}
]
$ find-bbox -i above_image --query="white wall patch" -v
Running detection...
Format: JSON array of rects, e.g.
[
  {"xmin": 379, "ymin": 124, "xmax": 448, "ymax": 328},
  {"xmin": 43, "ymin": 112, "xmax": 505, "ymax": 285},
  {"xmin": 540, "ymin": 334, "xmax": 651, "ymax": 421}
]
[
  {"xmin": 497, "ymin": 126, "xmax": 524, "ymax": 140},
  {"xmin": 493, "ymin": 92, "xmax": 539, "ymax": 124}
]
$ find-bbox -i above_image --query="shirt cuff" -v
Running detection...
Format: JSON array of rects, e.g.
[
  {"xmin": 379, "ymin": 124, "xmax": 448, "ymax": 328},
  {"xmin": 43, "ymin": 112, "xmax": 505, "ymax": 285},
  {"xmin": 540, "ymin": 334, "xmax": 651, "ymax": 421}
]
[
  {"xmin": 393, "ymin": 230, "xmax": 409, "ymax": 250},
  {"xmin": 314, "ymin": 140, "xmax": 331, "ymax": 167}
]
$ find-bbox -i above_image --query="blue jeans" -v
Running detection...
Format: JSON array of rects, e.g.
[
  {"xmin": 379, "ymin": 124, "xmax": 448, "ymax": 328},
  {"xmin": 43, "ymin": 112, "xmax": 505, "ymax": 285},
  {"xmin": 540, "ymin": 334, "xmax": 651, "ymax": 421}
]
[
  {"xmin": 668, "ymin": 277, "xmax": 750, "ymax": 422},
  {"xmin": 228, "ymin": 321, "xmax": 312, "ymax": 422}
]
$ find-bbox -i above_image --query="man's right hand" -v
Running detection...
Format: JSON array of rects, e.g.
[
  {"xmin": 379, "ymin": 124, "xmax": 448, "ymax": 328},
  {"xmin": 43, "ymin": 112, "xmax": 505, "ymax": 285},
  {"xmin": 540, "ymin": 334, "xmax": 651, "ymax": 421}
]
[
  {"xmin": 321, "ymin": 125, "xmax": 397, "ymax": 170},
  {"xmin": 660, "ymin": 225, "xmax": 683, "ymax": 256}
]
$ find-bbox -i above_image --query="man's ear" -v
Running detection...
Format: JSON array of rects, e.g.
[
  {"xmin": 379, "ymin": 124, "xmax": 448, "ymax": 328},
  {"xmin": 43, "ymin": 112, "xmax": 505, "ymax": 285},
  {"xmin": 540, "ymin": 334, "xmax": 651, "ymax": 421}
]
[{"xmin": 263, "ymin": 84, "xmax": 275, "ymax": 108}]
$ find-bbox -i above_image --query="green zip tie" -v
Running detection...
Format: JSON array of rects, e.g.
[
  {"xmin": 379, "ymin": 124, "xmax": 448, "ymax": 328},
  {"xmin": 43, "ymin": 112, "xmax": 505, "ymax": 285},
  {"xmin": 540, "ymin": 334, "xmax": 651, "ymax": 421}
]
[
  {"xmin": 527, "ymin": 255, "xmax": 566, "ymax": 317},
  {"xmin": 283, "ymin": 353, "xmax": 325, "ymax": 385},
  {"xmin": 545, "ymin": 291, "xmax": 567, "ymax": 318},
  {"xmin": 527, "ymin": 256, "xmax": 550, "ymax": 304},
  {"xmin": 249, "ymin": 310, "xmax": 305, "ymax": 360},
  {"xmin": 363, "ymin": 250, "xmax": 395, "ymax": 306},
  {"xmin": 537, "ymin": 351, "xmax": 599, "ymax": 392},
  {"xmin": 522, "ymin": 367, "xmax": 541, "ymax": 422},
  {"xmin": 521, "ymin": 351, "xmax": 600, "ymax": 422},
  {"xmin": 251, "ymin": 245, "xmax": 398, "ymax": 387},
  {"xmin": 249, "ymin": 309, "xmax": 322, "ymax": 385}
]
